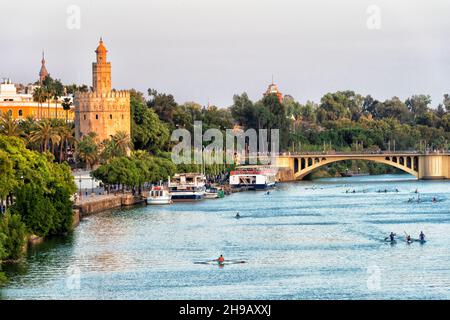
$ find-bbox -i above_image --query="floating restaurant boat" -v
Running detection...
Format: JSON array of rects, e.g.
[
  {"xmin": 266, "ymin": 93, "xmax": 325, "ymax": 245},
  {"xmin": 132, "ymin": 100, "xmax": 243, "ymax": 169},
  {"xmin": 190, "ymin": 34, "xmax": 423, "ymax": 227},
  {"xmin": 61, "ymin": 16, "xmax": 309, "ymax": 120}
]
[
  {"xmin": 146, "ymin": 185, "xmax": 172, "ymax": 205},
  {"xmin": 169, "ymin": 173, "xmax": 206, "ymax": 201},
  {"xmin": 229, "ymin": 165, "xmax": 278, "ymax": 190}
]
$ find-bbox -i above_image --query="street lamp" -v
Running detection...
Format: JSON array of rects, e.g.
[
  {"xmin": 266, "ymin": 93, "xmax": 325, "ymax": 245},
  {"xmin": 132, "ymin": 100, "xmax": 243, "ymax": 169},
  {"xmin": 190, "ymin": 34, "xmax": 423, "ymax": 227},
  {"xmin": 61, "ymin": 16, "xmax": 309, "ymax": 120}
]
[{"xmin": 79, "ymin": 174, "xmax": 82, "ymax": 200}]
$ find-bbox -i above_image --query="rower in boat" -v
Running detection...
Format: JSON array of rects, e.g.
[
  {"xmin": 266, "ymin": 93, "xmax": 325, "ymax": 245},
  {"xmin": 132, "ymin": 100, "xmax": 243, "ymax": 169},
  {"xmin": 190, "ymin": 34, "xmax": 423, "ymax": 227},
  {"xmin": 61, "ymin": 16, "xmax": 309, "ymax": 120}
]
[
  {"xmin": 235, "ymin": 212, "xmax": 241, "ymax": 219},
  {"xmin": 432, "ymin": 197, "xmax": 437, "ymax": 203},
  {"xmin": 216, "ymin": 255, "xmax": 225, "ymax": 264},
  {"xmin": 388, "ymin": 232, "xmax": 396, "ymax": 242},
  {"xmin": 419, "ymin": 231, "xmax": 425, "ymax": 242},
  {"xmin": 406, "ymin": 234, "xmax": 412, "ymax": 243}
]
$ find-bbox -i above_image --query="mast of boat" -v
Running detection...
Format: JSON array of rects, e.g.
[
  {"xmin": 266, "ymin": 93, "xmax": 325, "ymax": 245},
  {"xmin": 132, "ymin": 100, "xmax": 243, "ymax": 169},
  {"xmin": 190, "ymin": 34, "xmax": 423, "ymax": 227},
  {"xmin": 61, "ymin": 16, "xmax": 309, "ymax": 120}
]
[{"xmin": 202, "ymin": 145, "xmax": 206, "ymax": 177}]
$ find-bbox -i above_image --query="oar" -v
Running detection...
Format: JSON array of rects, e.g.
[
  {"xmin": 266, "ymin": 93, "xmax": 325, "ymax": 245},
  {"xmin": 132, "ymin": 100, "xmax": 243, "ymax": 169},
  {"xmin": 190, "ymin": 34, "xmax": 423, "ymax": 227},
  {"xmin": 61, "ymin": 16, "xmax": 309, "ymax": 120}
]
[{"xmin": 384, "ymin": 233, "xmax": 396, "ymax": 241}]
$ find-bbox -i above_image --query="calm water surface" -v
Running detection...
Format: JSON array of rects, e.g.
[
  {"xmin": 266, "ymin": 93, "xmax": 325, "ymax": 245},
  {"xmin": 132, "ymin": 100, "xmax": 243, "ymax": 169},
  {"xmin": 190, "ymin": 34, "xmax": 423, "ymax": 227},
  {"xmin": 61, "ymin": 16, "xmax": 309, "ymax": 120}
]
[{"xmin": 2, "ymin": 174, "xmax": 450, "ymax": 299}]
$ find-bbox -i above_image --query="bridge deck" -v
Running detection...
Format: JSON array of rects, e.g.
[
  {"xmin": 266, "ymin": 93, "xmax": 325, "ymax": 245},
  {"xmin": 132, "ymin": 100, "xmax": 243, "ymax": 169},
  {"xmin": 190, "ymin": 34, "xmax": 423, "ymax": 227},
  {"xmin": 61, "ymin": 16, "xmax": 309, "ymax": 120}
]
[{"xmin": 278, "ymin": 152, "xmax": 450, "ymax": 157}]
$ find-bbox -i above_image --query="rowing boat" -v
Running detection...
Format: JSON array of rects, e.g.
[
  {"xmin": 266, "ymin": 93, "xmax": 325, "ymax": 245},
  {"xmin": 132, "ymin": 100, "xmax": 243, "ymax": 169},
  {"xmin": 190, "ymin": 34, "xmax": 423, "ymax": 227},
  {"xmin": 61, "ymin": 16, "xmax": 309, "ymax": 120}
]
[{"xmin": 194, "ymin": 260, "xmax": 246, "ymax": 266}]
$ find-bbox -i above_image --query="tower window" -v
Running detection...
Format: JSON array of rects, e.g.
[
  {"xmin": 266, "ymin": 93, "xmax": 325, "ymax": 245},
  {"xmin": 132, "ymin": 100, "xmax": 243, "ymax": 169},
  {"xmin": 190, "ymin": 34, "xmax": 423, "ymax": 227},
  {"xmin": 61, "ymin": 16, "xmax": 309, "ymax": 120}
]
[
  {"xmin": 110, "ymin": 114, "xmax": 112, "ymax": 119},
  {"xmin": 18, "ymin": 110, "xmax": 23, "ymax": 116},
  {"xmin": 96, "ymin": 114, "xmax": 99, "ymax": 120},
  {"xmin": 122, "ymin": 114, "xmax": 124, "ymax": 119},
  {"xmin": 83, "ymin": 115, "xmax": 86, "ymax": 120}
]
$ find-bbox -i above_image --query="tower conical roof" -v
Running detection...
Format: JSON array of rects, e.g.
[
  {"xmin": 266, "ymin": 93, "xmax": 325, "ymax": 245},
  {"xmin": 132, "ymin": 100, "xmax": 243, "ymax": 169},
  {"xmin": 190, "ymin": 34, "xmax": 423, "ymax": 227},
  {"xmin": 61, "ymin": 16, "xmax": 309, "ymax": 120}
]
[{"xmin": 39, "ymin": 51, "xmax": 49, "ymax": 82}]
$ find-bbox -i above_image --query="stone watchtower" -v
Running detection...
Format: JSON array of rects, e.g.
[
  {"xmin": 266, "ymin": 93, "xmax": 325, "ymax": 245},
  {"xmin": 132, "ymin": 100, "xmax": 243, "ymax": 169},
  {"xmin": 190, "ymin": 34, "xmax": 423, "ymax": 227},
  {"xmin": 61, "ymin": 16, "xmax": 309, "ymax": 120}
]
[{"xmin": 74, "ymin": 39, "xmax": 131, "ymax": 142}]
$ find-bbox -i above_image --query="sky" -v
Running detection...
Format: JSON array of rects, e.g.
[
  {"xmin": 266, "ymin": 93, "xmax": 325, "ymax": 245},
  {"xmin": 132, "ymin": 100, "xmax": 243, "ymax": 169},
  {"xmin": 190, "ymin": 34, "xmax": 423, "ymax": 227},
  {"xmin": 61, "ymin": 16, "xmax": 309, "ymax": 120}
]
[{"xmin": 1, "ymin": 0, "xmax": 450, "ymax": 107}]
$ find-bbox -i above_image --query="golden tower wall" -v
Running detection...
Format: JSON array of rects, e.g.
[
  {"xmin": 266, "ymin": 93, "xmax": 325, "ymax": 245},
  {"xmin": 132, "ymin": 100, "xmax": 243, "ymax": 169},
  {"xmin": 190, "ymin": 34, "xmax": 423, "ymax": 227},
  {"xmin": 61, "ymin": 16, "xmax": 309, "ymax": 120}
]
[{"xmin": 74, "ymin": 39, "xmax": 131, "ymax": 142}]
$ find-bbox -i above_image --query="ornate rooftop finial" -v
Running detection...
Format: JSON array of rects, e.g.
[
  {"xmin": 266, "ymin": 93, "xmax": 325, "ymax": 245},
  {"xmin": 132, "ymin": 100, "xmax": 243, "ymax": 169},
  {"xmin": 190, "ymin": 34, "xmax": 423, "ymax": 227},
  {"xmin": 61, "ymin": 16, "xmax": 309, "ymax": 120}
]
[{"xmin": 39, "ymin": 50, "xmax": 49, "ymax": 83}]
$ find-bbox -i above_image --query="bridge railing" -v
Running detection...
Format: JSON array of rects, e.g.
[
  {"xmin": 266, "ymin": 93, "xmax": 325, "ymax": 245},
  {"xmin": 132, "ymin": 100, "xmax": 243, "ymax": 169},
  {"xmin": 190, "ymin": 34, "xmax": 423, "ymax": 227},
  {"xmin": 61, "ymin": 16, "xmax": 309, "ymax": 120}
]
[{"xmin": 276, "ymin": 150, "xmax": 450, "ymax": 156}]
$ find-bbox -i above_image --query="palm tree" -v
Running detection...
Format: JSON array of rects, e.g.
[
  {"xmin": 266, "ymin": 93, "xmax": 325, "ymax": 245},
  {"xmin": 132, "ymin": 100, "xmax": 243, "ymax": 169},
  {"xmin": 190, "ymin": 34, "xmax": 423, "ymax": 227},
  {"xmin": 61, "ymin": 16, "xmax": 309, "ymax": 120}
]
[
  {"xmin": 32, "ymin": 87, "xmax": 46, "ymax": 120},
  {"xmin": 61, "ymin": 97, "xmax": 73, "ymax": 124},
  {"xmin": 0, "ymin": 112, "xmax": 23, "ymax": 137},
  {"xmin": 29, "ymin": 120, "xmax": 60, "ymax": 152},
  {"xmin": 53, "ymin": 79, "xmax": 64, "ymax": 119},
  {"xmin": 20, "ymin": 115, "xmax": 38, "ymax": 136},
  {"xmin": 111, "ymin": 131, "xmax": 133, "ymax": 156},
  {"xmin": 58, "ymin": 124, "xmax": 76, "ymax": 162},
  {"xmin": 76, "ymin": 135, "xmax": 99, "ymax": 169},
  {"xmin": 45, "ymin": 88, "xmax": 54, "ymax": 119}
]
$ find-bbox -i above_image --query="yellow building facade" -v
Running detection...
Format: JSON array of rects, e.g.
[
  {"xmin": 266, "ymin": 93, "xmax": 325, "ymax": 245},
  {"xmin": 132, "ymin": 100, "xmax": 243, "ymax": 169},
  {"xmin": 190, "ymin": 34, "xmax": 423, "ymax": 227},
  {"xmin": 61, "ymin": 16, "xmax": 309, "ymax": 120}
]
[{"xmin": 0, "ymin": 79, "xmax": 74, "ymax": 121}]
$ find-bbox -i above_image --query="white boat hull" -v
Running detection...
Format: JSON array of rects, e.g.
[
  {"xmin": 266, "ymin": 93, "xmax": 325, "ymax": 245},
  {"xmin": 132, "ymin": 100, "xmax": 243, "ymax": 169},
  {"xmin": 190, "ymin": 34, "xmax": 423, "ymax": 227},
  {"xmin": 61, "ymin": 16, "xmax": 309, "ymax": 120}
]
[
  {"xmin": 146, "ymin": 196, "xmax": 172, "ymax": 205},
  {"xmin": 204, "ymin": 192, "xmax": 218, "ymax": 199}
]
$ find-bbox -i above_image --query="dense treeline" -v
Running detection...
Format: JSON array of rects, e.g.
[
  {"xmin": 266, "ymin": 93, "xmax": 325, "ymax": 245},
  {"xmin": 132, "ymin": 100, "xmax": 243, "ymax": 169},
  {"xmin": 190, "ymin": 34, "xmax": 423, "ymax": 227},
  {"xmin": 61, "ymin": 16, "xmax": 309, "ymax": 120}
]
[
  {"xmin": 140, "ymin": 89, "xmax": 450, "ymax": 153},
  {"xmin": 142, "ymin": 88, "xmax": 450, "ymax": 175},
  {"xmin": 231, "ymin": 91, "xmax": 450, "ymax": 152},
  {"xmin": 0, "ymin": 136, "xmax": 76, "ymax": 283},
  {"xmin": 91, "ymin": 151, "xmax": 176, "ymax": 195}
]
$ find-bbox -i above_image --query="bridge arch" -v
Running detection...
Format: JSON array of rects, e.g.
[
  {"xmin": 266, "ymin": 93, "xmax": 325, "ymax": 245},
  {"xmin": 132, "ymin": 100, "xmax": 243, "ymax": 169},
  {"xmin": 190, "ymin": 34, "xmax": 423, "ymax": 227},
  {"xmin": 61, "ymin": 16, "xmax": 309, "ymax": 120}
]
[{"xmin": 292, "ymin": 155, "xmax": 419, "ymax": 180}]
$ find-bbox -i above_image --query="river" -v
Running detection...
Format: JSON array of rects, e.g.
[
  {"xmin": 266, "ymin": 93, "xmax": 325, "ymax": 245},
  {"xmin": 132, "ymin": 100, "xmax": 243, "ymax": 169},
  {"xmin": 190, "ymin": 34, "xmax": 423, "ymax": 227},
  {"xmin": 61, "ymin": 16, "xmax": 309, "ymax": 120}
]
[{"xmin": 1, "ymin": 174, "xmax": 450, "ymax": 299}]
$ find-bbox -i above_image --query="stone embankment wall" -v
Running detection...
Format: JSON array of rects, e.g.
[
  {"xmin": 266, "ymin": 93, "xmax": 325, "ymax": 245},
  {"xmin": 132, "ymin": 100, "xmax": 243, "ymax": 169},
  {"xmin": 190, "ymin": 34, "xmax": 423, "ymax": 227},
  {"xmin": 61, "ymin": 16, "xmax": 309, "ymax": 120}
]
[{"xmin": 74, "ymin": 194, "xmax": 145, "ymax": 217}]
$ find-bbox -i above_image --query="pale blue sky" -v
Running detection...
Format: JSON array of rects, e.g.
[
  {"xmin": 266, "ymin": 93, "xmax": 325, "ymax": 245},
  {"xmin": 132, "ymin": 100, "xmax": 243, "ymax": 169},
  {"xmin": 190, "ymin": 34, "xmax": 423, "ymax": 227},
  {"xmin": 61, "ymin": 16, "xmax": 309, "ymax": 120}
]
[{"xmin": 1, "ymin": 0, "xmax": 450, "ymax": 107}]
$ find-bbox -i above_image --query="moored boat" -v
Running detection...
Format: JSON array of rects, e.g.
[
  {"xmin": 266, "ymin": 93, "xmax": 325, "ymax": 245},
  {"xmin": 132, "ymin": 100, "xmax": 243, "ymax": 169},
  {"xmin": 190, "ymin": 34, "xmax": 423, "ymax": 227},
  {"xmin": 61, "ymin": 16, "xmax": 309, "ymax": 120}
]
[
  {"xmin": 229, "ymin": 165, "xmax": 278, "ymax": 191},
  {"xmin": 146, "ymin": 185, "xmax": 172, "ymax": 205},
  {"xmin": 169, "ymin": 173, "xmax": 206, "ymax": 202}
]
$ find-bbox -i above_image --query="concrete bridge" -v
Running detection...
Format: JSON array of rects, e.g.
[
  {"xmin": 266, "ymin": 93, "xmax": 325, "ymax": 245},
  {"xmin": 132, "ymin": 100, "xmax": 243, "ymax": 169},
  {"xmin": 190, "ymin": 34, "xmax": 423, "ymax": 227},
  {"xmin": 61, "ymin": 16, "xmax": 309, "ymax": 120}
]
[{"xmin": 275, "ymin": 152, "xmax": 450, "ymax": 180}]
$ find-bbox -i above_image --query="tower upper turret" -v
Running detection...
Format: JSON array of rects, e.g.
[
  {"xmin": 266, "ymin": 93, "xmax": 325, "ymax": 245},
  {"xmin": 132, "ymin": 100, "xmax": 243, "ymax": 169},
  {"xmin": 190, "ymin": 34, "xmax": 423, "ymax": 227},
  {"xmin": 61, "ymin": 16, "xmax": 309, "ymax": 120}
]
[
  {"xmin": 39, "ymin": 51, "xmax": 49, "ymax": 83},
  {"xmin": 95, "ymin": 38, "xmax": 108, "ymax": 63},
  {"xmin": 92, "ymin": 38, "xmax": 111, "ymax": 93}
]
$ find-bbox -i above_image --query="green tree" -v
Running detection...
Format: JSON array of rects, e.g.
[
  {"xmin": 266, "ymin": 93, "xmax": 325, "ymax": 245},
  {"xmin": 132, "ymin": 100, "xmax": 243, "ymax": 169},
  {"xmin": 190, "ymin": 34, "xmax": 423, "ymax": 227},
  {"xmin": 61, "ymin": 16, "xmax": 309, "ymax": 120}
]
[
  {"xmin": 52, "ymin": 79, "xmax": 64, "ymax": 119},
  {"xmin": 131, "ymin": 90, "xmax": 170, "ymax": 153},
  {"xmin": 61, "ymin": 97, "xmax": 73, "ymax": 124},
  {"xmin": 32, "ymin": 87, "xmax": 46, "ymax": 119},
  {"xmin": 230, "ymin": 93, "xmax": 257, "ymax": 129},
  {"xmin": 76, "ymin": 134, "xmax": 98, "ymax": 169},
  {"xmin": 0, "ymin": 212, "xmax": 27, "ymax": 261},
  {"xmin": 147, "ymin": 88, "xmax": 179, "ymax": 127},
  {"xmin": 29, "ymin": 120, "xmax": 61, "ymax": 152},
  {"xmin": 111, "ymin": 131, "xmax": 132, "ymax": 156},
  {"xmin": 406, "ymin": 94, "xmax": 431, "ymax": 122},
  {"xmin": 0, "ymin": 112, "xmax": 23, "ymax": 137}
]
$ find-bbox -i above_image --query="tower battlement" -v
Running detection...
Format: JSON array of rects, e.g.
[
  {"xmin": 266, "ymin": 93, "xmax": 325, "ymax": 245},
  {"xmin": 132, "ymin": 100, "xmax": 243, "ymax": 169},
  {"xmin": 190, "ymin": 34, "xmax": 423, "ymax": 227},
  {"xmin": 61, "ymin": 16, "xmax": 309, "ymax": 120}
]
[{"xmin": 75, "ymin": 90, "xmax": 130, "ymax": 100}]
